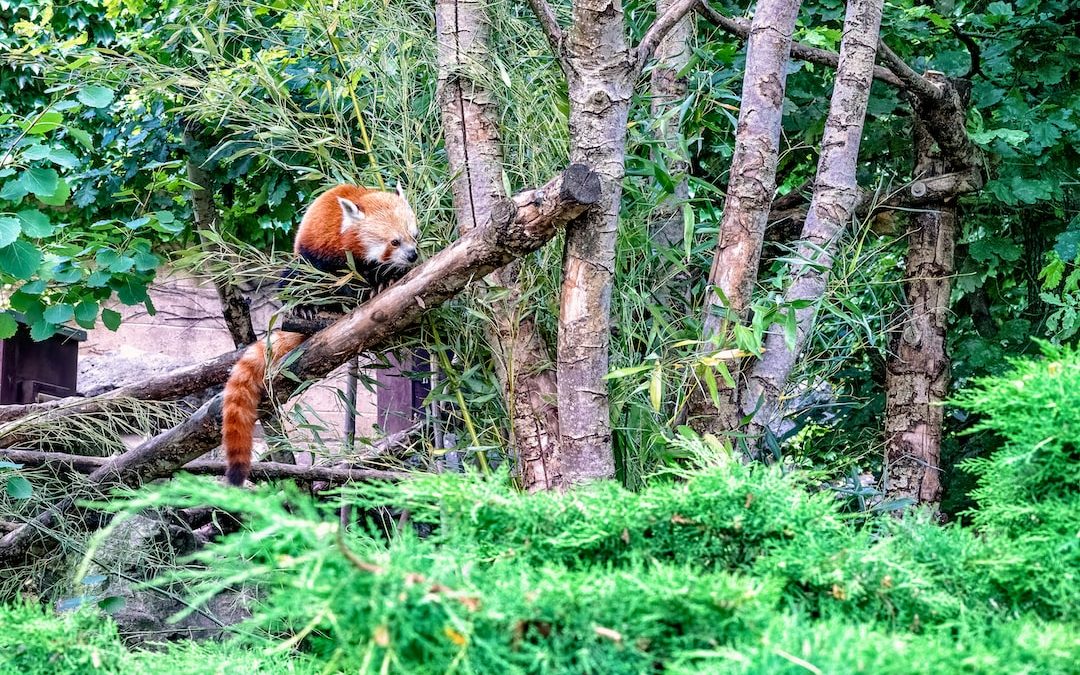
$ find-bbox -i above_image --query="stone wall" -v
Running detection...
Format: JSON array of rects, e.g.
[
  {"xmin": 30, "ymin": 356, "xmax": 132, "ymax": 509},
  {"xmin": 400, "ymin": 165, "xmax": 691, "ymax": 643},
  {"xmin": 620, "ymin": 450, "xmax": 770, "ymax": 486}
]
[{"xmin": 78, "ymin": 269, "xmax": 379, "ymax": 460}]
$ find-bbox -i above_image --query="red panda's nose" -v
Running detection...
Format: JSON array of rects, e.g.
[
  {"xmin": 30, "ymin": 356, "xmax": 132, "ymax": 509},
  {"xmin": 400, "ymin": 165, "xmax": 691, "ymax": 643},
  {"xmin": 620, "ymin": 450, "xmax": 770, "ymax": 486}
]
[{"xmin": 405, "ymin": 249, "xmax": 419, "ymax": 263}]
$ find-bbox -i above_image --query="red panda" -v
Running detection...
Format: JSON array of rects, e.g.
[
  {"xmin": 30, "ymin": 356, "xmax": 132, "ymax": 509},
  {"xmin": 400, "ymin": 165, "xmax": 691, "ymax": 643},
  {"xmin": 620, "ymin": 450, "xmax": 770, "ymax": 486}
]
[{"xmin": 221, "ymin": 184, "xmax": 420, "ymax": 486}]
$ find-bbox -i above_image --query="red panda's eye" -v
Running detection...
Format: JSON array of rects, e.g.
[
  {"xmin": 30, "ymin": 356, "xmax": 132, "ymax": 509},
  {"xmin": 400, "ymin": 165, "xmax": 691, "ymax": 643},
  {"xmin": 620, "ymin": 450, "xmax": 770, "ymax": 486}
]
[{"xmin": 391, "ymin": 239, "xmax": 401, "ymax": 247}]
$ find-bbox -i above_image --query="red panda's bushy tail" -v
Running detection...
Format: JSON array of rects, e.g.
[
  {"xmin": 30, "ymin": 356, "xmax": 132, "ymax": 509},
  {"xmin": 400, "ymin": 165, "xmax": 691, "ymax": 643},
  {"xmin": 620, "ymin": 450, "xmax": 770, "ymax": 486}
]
[{"xmin": 222, "ymin": 331, "xmax": 306, "ymax": 486}]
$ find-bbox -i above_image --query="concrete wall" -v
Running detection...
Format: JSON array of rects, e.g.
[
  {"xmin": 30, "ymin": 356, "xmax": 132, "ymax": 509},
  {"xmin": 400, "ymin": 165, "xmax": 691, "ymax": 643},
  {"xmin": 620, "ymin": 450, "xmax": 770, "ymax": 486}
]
[{"xmin": 77, "ymin": 269, "xmax": 379, "ymax": 460}]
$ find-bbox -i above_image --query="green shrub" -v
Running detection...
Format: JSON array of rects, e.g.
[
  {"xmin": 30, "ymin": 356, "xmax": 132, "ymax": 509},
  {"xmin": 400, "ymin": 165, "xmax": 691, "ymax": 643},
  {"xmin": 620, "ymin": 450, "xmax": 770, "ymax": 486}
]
[
  {"xmin": 953, "ymin": 341, "xmax": 1080, "ymax": 615},
  {"xmin": 0, "ymin": 601, "xmax": 129, "ymax": 675}
]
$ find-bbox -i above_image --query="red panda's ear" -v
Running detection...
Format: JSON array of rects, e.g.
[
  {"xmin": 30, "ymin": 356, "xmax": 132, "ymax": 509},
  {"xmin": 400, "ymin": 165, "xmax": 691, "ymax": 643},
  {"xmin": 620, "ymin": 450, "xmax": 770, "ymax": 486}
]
[
  {"xmin": 337, "ymin": 197, "xmax": 365, "ymax": 227},
  {"xmin": 396, "ymin": 182, "xmax": 406, "ymax": 201}
]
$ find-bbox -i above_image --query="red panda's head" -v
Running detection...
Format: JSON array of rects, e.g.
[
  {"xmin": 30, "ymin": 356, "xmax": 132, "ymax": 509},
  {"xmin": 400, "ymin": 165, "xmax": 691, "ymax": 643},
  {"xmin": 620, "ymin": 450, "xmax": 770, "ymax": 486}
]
[{"xmin": 336, "ymin": 183, "xmax": 420, "ymax": 272}]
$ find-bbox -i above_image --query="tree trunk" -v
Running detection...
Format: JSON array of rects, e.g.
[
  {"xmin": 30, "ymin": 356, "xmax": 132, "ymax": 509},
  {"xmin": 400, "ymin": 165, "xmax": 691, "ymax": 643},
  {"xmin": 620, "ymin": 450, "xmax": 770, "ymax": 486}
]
[
  {"xmin": 881, "ymin": 113, "xmax": 956, "ymax": 508},
  {"xmin": 692, "ymin": 0, "xmax": 802, "ymax": 435},
  {"xmin": 741, "ymin": 0, "xmax": 884, "ymax": 442},
  {"xmin": 435, "ymin": 0, "xmax": 562, "ymax": 490},
  {"xmin": 648, "ymin": 0, "xmax": 694, "ymax": 249},
  {"xmin": 557, "ymin": 0, "xmax": 635, "ymax": 485},
  {"xmin": 0, "ymin": 166, "xmax": 600, "ymax": 565},
  {"xmin": 183, "ymin": 129, "xmax": 256, "ymax": 348}
]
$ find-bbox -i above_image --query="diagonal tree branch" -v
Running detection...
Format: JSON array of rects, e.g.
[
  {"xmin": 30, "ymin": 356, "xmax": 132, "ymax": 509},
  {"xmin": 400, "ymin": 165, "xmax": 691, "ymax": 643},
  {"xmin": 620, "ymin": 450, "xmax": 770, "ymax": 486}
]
[
  {"xmin": 741, "ymin": 0, "xmax": 886, "ymax": 442},
  {"xmin": 436, "ymin": 0, "xmax": 563, "ymax": 490},
  {"xmin": 525, "ymin": 0, "xmax": 570, "ymax": 74},
  {"xmin": 876, "ymin": 41, "xmax": 943, "ymax": 101},
  {"xmin": 693, "ymin": 0, "xmax": 804, "ymax": 435},
  {"xmin": 633, "ymin": 0, "xmax": 703, "ymax": 74},
  {"xmin": 0, "ymin": 166, "xmax": 600, "ymax": 566},
  {"xmin": 697, "ymin": 2, "xmax": 904, "ymax": 88}
]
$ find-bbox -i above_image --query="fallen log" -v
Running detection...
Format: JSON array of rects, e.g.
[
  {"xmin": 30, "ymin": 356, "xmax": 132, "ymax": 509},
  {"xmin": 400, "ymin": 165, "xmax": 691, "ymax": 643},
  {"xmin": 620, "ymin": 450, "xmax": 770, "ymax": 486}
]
[{"xmin": 0, "ymin": 449, "xmax": 407, "ymax": 484}]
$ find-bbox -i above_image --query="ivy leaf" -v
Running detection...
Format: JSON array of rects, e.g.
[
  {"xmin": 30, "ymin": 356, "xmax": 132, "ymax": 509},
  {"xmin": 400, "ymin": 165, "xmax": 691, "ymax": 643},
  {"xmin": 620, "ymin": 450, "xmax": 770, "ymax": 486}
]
[
  {"xmin": 77, "ymin": 85, "xmax": 115, "ymax": 108},
  {"xmin": 18, "ymin": 167, "xmax": 59, "ymax": 197},
  {"xmin": 17, "ymin": 209, "xmax": 54, "ymax": 237},
  {"xmin": 0, "ymin": 312, "xmax": 18, "ymax": 340},
  {"xmin": 5, "ymin": 475, "xmax": 32, "ymax": 499},
  {"xmin": 43, "ymin": 303, "xmax": 74, "ymax": 324},
  {"xmin": 0, "ymin": 216, "xmax": 20, "ymax": 248},
  {"xmin": 0, "ymin": 240, "xmax": 43, "ymax": 279},
  {"xmin": 101, "ymin": 308, "xmax": 122, "ymax": 331}
]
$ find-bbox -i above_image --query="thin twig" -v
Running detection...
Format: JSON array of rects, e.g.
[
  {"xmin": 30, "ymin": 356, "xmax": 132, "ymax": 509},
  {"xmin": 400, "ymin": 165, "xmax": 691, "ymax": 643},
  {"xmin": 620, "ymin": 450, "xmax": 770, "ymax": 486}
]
[
  {"xmin": 697, "ymin": 2, "xmax": 905, "ymax": 89},
  {"xmin": 876, "ymin": 41, "xmax": 943, "ymax": 101},
  {"xmin": 634, "ymin": 0, "xmax": 702, "ymax": 74},
  {"xmin": 524, "ymin": 0, "xmax": 569, "ymax": 74}
]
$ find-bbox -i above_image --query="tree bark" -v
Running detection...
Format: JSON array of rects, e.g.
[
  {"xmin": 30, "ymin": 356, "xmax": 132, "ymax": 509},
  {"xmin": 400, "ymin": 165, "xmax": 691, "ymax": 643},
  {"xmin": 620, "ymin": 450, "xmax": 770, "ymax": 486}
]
[
  {"xmin": 549, "ymin": 0, "xmax": 700, "ymax": 485},
  {"xmin": 741, "ymin": 0, "xmax": 884, "ymax": 441},
  {"xmin": 556, "ymin": 0, "xmax": 634, "ymax": 485},
  {"xmin": 693, "ymin": 0, "xmax": 802, "ymax": 434},
  {"xmin": 648, "ymin": 0, "xmax": 694, "ymax": 249},
  {"xmin": 183, "ymin": 129, "xmax": 257, "ymax": 348},
  {"xmin": 0, "ymin": 166, "xmax": 600, "ymax": 565},
  {"xmin": 882, "ymin": 133, "xmax": 952, "ymax": 507},
  {"xmin": 436, "ymin": 0, "xmax": 562, "ymax": 490}
]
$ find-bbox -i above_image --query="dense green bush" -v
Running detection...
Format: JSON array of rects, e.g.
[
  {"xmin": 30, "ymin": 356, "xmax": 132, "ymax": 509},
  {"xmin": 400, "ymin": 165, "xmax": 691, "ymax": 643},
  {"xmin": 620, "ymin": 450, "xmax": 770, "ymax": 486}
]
[
  {"xmin": 0, "ymin": 601, "xmax": 317, "ymax": 674},
  {"xmin": 4, "ymin": 346, "xmax": 1079, "ymax": 672},
  {"xmin": 952, "ymin": 342, "xmax": 1080, "ymax": 614}
]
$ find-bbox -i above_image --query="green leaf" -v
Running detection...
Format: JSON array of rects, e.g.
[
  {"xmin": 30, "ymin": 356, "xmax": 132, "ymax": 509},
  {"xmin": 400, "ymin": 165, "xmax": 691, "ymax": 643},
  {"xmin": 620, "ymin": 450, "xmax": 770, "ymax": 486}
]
[
  {"xmin": 133, "ymin": 251, "xmax": 159, "ymax": 271},
  {"xmin": 30, "ymin": 320, "xmax": 57, "ymax": 341},
  {"xmin": 18, "ymin": 167, "xmax": 59, "ymax": 197},
  {"xmin": 603, "ymin": 365, "xmax": 653, "ymax": 380},
  {"xmin": 77, "ymin": 85, "xmax": 115, "ymax": 108},
  {"xmin": 43, "ymin": 303, "xmax": 74, "ymax": 324},
  {"xmin": 17, "ymin": 209, "xmax": 53, "ymax": 237},
  {"xmin": 22, "ymin": 111, "xmax": 63, "ymax": 135},
  {"xmin": 0, "ymin": 240, "xmax": 43, "ymax": 279},
  {"xmin": 68, "ymin": 128, "xmax": 94, "ymax": 151},
  {"xmin": 86, "ymin": 270, "xmax": 111, "ymax": 287},
  {"xmin": 46, "ymin": 147, "xmax": 79, "ymax": 169},
  {"xmin": 115, "ymin": 278, "xmax": 147, "ymax": 305},
  {"xmin": 5, "ymin": 475, "xmax": 32, "ymax": 499},
  {"xmin": 101, "ymin": 308, "xmax": 122, "ymax": 331},
  {"xmin": 37, "ymin": 177, "xmax": 70, "ymax": 206},
  {"xmin": 0, "ymin": 216, "xmax": 20, "ymax": 248},
  {"xmin": 98, "ymin": 596, "xmax": 126, "ymax": 612},
  {"xmin": 74, "ymin": 301, "xmax": 99, "ymax": 328},
  {"xmin": 0, "ymin": 180, "xmax": 28, "ymax": 201},
  {"xmin": 0, "ymin": 312, "xmax": 18, "ymax": 339},
  {"xmin": 21, "ymin": 144, "xmax": 51, "ymax": 161},
  {"xmin": 19, "ymin": 280, "xmax": 45, "ymax": 295}
]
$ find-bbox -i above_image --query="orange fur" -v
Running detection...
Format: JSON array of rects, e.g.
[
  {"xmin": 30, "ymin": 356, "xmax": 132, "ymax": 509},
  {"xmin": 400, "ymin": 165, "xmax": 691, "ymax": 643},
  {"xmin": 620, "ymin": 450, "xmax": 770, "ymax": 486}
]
[
  {"xmin": 222, "ymin": 331, "xmax": 306, "ymax": 486},
  {"xmin": 293, "ymin": 184, "xmax": 418, "ymax": 273},
  {"xmin": 221, "ymin": 185, "xmax": 419, "ymax": 486}
]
